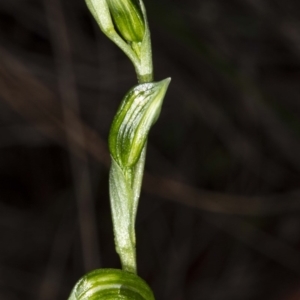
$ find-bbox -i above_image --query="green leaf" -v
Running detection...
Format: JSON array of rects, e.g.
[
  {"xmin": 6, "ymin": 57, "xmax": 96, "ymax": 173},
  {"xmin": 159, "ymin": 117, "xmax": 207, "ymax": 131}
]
[{"xmin": 109, "ymin": 78, "xmax": 171, "ymax": 168}]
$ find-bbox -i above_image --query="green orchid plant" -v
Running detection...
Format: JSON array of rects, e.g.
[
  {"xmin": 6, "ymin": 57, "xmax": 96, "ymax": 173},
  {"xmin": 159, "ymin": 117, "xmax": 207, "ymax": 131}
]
[{"xmin": 68, "ymin": 0, "xmax": 170, "ymax": 299}]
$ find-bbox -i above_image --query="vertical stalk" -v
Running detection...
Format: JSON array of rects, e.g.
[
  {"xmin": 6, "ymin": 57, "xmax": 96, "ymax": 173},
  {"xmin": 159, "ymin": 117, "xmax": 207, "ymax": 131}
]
[{"xmin": 68, "ymin": 0, "xmax": 170, "ymax": 298}]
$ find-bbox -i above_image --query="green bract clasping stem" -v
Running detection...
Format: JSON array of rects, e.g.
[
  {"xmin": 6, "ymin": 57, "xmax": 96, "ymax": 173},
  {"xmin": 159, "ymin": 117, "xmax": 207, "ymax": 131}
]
[
  {"xmin": 107, "ymin": 0, "xmax": 145, "ymax": 43},
  {"xmin": 109, "ymin": 78, "xmax": 171, "ymax": 169},
  {"xmin": 107, "ymin": 79, "xmax": 171, "ymax": 274}
]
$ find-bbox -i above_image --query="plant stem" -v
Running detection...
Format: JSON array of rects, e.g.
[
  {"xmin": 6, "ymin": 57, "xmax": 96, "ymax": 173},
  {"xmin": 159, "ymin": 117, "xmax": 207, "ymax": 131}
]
[{"xmin": 109, "ymin": 1, "xmax": 154, "ymax": 273}]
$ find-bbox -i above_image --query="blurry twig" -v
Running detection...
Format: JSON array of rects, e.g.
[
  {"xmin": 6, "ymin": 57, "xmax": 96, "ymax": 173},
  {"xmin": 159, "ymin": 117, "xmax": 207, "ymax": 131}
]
[
  {"xmin": 42, "ymin": 0, "xmax": 101, "ymax": 276},
  {"xmin": 0, "ymin": 46, "xmax": 109, "ymax": 165}
]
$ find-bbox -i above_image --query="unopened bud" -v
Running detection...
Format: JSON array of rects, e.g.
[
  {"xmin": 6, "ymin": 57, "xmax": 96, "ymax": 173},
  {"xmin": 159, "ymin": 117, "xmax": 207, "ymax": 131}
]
[
  {"xmin": 109, "ymin": 78, "xmax": 171, "ymax": 168},
  {"xmin": 107, "ymin": 0, "xmax": 145, "ymax": 42},
  {"xmin": 67, "ymin": 269, "xmax": 155, "ymax": 300}
]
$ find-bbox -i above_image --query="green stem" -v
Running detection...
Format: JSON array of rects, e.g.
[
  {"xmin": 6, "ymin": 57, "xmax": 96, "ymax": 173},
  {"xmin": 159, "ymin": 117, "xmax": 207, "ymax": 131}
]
[
  {"xmin": 136, "ymin": 0, "xmax": 153, "ymax": 83},
  {"xmin": 109, "ymin": 145, "xmax": 147, "ymax": 274},
  {"xmin": 108, "ymin": 0, "xmax": 154, "ymax": 272}
]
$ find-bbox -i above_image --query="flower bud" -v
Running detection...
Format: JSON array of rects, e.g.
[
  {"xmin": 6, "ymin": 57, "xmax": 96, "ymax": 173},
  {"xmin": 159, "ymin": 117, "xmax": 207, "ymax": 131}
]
[
  {"xmin": 107, "ymin": 0, "xmax": 145, "ymax": 42},
  {"xmin": 68, "ymin": 269, "xmax": 155, "ymax": 300},
  {"xmin": 109, "ymin": 78, "xmax": 171, "ymax": 168}
]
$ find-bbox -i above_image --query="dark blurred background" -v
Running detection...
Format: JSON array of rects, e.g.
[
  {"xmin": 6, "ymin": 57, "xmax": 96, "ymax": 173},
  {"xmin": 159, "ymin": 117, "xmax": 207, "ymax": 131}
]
[{"xmin": 1, "ymin": 0, "xmax": 300, "ymax": 299}]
